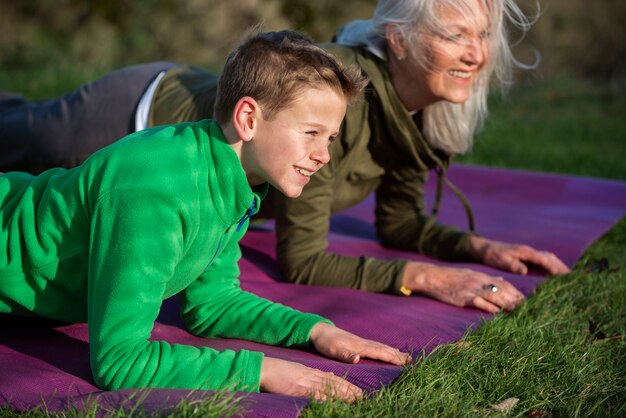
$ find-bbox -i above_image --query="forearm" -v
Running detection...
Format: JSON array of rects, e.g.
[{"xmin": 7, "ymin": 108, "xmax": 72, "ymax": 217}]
[
  {"xmin": 182, "ymin": 276, "xmax": 331, "ymax": 347},
  {"xmin": 90, "ymin": 337, "xmax": 264, "ymax": 391},
  {"xmin": 278, "ymin": 246, "xmax": 408, "ymax": 294},
  {"xmin": 378, "ymin": 217, "xmax": 477, "ymax": 262}
]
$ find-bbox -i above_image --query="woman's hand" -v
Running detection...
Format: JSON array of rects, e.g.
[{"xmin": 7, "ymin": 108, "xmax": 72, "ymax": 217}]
[
  {"xmin": 260, "ymin": 357, "xmax": 362, "ymax": 403},
  {"xmin": 468, "ymin": 236, "xmax": 571, "ymax": 276},
  {"xmin": 402, "ymin": 261, "xmax": 525, "ymax": 313},
  {"xmin": 309, "ymin": 322, "xmax": 411, "ymax": 366}
]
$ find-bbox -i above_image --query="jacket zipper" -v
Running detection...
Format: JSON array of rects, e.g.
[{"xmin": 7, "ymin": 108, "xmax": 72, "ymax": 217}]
[{"xmin": 236, "ymin": 198, "xmax": 257, "ymax": 232}]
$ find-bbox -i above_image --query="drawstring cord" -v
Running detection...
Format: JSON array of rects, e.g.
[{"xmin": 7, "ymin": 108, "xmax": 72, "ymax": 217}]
[
  {"xmin": 366, "ymin": 87, "xmax": 475, "ymax": 254},
  {"xmin": 417, "ymin": 163, "xmax": 476, "ymax": 253}
]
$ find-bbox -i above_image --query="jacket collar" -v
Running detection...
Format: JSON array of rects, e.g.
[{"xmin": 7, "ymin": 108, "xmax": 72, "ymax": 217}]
[
  {"xmin": 206, "ymin": 120, "xmax": 268, "ymax": 225},
  {"xmin": 353, "ymin": 47, "xmax": 452, "ymax": 170}
]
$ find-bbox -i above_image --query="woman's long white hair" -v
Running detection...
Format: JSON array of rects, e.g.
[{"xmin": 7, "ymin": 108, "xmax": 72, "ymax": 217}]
[{"xmin": 336, "ymin": 0, "xmax": 536, "ymax": 155}]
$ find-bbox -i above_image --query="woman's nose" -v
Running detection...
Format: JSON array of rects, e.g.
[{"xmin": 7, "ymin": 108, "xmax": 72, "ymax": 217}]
[{"xmin": 462, "ymin": 37, "xmax": 485, "ymax": 66}]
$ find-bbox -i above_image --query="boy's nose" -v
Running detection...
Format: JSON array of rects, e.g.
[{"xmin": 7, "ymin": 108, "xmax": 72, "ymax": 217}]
[{"xmin": 312, "ymin": 145, "xmax": 331, "ymax": 166}]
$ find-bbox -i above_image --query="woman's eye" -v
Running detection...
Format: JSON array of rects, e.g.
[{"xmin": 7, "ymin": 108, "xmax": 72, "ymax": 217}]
[
  {"xmin": 445, "ymin": 33, "xmax": 462, "ymax": 42},
  {"xmin": 479, "ymin": 30, "xmax": 491, "ymax": 39},
  {"xmin": 306, "ymin": 131, "xmax": 318, "ymax": 136}
]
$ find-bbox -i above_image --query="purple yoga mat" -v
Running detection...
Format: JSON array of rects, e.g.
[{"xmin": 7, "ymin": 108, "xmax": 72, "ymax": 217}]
[{"xmin": 2, "ymin": 165, "xmax": 625, "ymax": 416}]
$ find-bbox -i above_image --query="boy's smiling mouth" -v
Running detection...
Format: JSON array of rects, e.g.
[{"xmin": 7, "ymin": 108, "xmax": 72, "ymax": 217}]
[{"xmin": 296, "ymin": 167, "xmax": 315, "ymax": 177}]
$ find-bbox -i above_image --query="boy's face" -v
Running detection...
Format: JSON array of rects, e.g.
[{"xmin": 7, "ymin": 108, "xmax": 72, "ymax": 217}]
[{"xmin": 245, "ymin": 86, "xmax": 347, "ymax": 198}]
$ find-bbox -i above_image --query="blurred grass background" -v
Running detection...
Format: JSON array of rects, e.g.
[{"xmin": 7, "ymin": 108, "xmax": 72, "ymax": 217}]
[
  {"xmin": 1, "ymin": 0, "xmax": 624, "ymax": 83},
  {"xmin": 1, "ymin": 0, "xmax": 624, "ymax": 180}
]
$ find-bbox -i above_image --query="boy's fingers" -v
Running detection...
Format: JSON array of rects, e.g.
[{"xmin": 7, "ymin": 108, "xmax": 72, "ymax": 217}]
[
  {"xmin": 317, "ymin": 372, "xmax": 362, "ymax": 403},
  {"xmin": 356, "ymin": 342, "xmax": 411, "ymax": 365},
  {"xmin": 337, "ymin": 349, "xmax": 359, "ymax": 363}
]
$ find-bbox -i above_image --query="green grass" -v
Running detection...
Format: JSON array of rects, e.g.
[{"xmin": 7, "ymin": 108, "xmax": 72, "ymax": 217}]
[
  {"xmin": 458, "ymin": 74, "xmax": 626, "ymax": 181},
  {"xmin": 302, "ymin": 220, "xmax": 626, "ymax": 417},
  {"xmin": 1, "ymin": 72, "xmax": 624, "ymax": 416},
  {"xmin": 298, "ymin": 74, "xmax": 626, "ymax": 417},
  {"xmin": 0, "ymin": 388, "xmax": 246, "ymax": 417}
]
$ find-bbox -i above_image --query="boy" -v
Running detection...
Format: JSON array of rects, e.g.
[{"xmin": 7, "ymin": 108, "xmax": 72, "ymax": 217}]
[{"xmin": 0, "ymin": 30, "xmax": 409, "ymax": 402}]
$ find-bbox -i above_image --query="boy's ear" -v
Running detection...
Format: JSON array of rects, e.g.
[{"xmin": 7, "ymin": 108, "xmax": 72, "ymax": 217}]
[
  {"xmin": 385, "ymin": 24, "xmax": 407, "ymax": 60},
  {"xmin": 231, "ymin": 96, "xmax": 259, "ymax": 142}
]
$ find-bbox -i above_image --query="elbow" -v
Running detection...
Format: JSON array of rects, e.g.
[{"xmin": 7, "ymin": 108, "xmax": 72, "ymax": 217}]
[
  {"xmin": 376, "ymin": 224, "xmax": 395, "ymax": 247},
  {"xmin": 277, "ymin": 252, "xmax": 305, "ymax": 284},
  {"xmin": 277, "ymin": 248, "xmax": 316, "ymax": 285},
  {"xmin": 91, "ymin": 358, "xmax": 121, "ymax": 390},
  {"xmin": 89, "ymin": 344, "xmax": 143, "ymax": 391},
  {"xmin": 375, "ymin": 221, "xmax": 403, "ymax": 250}
]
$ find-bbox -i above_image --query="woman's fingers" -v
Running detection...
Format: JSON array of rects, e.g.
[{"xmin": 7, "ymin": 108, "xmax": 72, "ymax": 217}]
[
  {"xmin": 537, "ymin": 251, "xmax": 571, "ymax": 275},
  {"xmin": 470, "ymin": 236, "xmax": 571, "ymax": 276},
  {"xmin": 471, "ymin": 295, "xmax": 501, "ymax": 313},
  {"xmin": 465, "ymin": 240, "xmax": 572, "ymax": 309},
  {"xmin": 404, "ymin": 262, "xmax": 526, "ymax": 313},
  {"xmin": 476, "ymin": 276, "xmax": 524, "ymax": 312}
]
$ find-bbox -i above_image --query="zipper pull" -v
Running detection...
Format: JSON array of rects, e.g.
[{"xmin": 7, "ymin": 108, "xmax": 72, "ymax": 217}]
[{"xmin": 236, "ymin": 198, "xmax": 257, "ymax": 232}]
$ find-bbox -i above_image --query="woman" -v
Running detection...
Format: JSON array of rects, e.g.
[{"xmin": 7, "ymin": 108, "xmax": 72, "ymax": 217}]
[
  {"xmin": 274, "ymin": 0, "xmax": 570, "ymax": 314},
  {"xmin": 0, "ymin": 0, "xmax": 569, "ymax": 313}
]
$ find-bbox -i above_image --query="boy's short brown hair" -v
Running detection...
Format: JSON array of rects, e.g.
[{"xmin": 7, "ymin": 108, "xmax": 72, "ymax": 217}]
[{"xmin": 213, "ymin": 30, "xmax": 367, "ymax": 124}]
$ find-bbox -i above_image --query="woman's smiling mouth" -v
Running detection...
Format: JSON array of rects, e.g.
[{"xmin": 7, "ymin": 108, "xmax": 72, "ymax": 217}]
[{"xmin": 448, "ymin": 70, "xmax": 472, "ymax": 79}]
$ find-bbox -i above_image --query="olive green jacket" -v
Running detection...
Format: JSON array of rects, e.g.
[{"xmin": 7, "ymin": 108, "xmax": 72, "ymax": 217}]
[
  {"xmin": 149, "ymin": 65, "xmax": 219, "ymax": 127},
  {"xmin": 147, "ymin": 45, "xmax": 476, "ymax": 295}
]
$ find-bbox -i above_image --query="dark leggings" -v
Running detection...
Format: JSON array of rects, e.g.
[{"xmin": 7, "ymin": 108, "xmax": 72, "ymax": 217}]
[{"xmin": 0, "ymin": 62, "xmax": 178, "ymax": 174}]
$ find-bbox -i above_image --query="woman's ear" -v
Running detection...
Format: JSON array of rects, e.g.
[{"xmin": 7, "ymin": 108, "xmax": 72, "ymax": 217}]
[
  {"xmin": 231, "ymin": 96, "xmax": 259, "ymax": 142},
  {"xmin": 385, "ymin": 24, "xmax": 407, "ymax": 60}
]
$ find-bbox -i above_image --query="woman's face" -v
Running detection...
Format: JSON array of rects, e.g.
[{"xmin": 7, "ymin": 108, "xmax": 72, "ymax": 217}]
[{"xmin": 388, "ymin": 1, "xmax": 491, "ymax": 111}]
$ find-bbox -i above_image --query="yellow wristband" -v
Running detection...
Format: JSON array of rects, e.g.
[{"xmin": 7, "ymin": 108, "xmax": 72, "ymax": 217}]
[{"xmin": 399, "ymin": 285, "xmax": 412, "ymax": 296}]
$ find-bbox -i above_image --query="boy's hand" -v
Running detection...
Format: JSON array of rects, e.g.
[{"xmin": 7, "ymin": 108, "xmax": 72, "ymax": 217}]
[
  {"xmin": 260, "ymin": 357, "xmax": 362, "ymax": 403},
  {"xmin": 309, "ymin": 322, "xmax": 411, "ymax": 365}
]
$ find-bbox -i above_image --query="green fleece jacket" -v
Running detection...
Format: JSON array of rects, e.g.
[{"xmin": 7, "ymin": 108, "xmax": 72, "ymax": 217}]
[
  {"xmin": 0, "ymin": 119, "xmax": 327, "ymax": 391},
  {"xmin": 148, "ymin": 45, "xmax": 475, "ymax": 295}
]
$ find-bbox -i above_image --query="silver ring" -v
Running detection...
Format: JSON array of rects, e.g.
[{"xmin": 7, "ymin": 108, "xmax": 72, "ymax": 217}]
[{"xmin": 482, "ymin": 283, "xmax": 498, "ymax": 293}]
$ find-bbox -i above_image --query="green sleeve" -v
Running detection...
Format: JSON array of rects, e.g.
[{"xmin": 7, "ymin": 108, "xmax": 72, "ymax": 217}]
[
  {"xmin": 180, "ymin": 228, "xmax": 331, "ymax": 348},
  {"xmin": 87, "ymin": 189, "xmax": 265, "ymax": 392}
]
